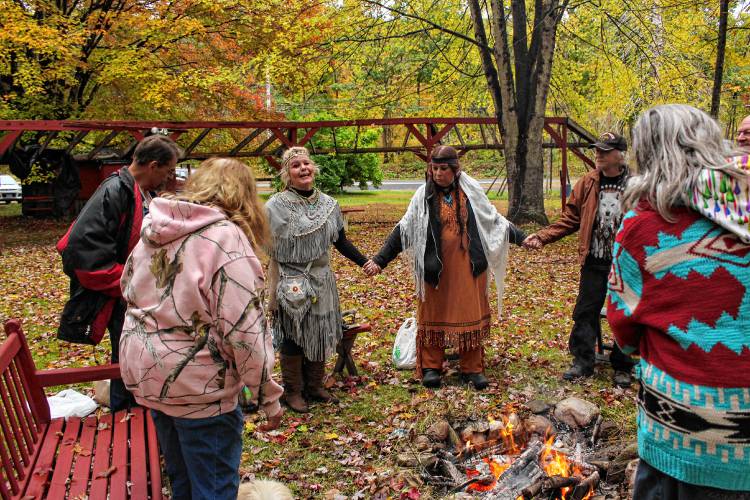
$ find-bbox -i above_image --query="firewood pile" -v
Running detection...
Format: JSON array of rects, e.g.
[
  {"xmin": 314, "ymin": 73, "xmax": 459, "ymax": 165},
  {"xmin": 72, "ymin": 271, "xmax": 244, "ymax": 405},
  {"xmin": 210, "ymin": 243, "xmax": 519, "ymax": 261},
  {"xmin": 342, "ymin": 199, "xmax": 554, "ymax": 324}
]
[{"xmin": 396, "ymin": 397, "xmax": 639, "ymax": 499}]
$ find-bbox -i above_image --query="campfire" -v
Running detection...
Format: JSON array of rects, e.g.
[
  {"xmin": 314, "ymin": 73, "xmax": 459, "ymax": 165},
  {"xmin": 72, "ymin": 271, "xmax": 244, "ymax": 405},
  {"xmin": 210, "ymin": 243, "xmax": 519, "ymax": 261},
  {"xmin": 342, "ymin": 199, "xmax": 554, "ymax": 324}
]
[
  {"xmin": 458, "ymin": 416, "xmax": 597, "ymax": 499},
  {"xmin": 401, "ymin": 397, "xmax": 627, "ymax": 499}
]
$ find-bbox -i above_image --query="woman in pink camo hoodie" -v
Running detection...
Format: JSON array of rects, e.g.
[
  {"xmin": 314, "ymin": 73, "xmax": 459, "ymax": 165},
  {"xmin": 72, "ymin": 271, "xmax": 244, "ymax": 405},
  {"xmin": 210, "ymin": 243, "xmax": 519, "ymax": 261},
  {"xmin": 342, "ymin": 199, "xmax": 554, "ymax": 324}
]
[{"xmin": 119, "ymin": 158, "xmax": 283, "ymax": 500}]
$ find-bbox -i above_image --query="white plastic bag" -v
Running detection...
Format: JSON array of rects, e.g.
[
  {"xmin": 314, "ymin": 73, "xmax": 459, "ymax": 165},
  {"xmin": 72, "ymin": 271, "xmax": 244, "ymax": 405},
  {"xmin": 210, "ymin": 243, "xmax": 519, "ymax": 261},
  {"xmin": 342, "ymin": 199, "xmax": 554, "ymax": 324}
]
[
  {"xmin": 47, "ymin": 389, "xmax": 98, "ymax": 419},
  {"xmin": 392, "ymin": 317, "xmax": 417, "ymax": 369}
]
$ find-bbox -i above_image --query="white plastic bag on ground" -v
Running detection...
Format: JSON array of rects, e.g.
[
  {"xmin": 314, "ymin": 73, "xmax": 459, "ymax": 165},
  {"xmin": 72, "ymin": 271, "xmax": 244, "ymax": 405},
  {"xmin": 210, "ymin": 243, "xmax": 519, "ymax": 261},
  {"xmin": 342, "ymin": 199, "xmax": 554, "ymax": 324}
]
[
  {"xmin": 47, "ymin": 389, "xmax": 98, "ymax": 419},
  {"xmin": 392, "ymin": 317, "xmax": 417, "ymax": 369}
]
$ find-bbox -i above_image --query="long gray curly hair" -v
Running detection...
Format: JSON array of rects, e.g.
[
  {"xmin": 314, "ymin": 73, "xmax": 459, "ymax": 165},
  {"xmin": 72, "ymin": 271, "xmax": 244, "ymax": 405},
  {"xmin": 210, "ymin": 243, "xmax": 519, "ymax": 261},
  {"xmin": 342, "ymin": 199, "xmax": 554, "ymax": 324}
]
[{"xmin": 622, "ymin": 104, "xmax": 746, "ymax": 221}]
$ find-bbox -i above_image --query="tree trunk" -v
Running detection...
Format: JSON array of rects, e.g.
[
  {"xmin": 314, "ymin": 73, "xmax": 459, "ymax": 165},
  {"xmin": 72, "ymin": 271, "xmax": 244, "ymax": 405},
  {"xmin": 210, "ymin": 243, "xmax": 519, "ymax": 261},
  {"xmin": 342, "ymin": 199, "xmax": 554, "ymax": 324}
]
[{"xmin": 710, "ymin": 0, "xmax": 730, "ymax": 118}]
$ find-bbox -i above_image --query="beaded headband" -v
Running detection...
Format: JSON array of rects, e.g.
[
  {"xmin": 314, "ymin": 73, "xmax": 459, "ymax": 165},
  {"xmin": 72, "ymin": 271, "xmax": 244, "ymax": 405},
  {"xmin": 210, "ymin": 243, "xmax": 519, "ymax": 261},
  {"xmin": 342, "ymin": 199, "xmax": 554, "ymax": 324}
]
[{"xmin": 282, "ymin": 149, "xmax": 310, "ymax": 169}]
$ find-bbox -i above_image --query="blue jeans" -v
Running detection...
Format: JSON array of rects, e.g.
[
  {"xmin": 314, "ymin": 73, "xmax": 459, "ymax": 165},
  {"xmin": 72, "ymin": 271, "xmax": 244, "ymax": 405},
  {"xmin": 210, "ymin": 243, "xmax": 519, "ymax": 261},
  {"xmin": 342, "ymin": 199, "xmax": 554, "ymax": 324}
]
[{"xmin": 151, "ymin": 406, "xmax": 243, "ymax": 500}]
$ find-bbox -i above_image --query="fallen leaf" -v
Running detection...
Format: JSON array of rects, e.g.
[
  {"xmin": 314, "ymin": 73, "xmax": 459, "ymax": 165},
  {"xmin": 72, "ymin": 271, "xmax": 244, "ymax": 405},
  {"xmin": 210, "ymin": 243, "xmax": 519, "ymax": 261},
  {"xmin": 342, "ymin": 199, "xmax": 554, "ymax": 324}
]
[{"xmin": 96, "ymin": 466, "xmax": 117, "ymax": 478}]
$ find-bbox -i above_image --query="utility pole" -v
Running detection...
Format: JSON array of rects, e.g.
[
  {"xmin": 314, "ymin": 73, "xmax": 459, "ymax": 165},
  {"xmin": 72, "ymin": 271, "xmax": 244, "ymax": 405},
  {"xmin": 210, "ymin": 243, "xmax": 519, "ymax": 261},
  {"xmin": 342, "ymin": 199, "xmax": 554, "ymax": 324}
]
[{"xmin": 265, "ymin": 68, "xmax": 272, "ymax": 111}]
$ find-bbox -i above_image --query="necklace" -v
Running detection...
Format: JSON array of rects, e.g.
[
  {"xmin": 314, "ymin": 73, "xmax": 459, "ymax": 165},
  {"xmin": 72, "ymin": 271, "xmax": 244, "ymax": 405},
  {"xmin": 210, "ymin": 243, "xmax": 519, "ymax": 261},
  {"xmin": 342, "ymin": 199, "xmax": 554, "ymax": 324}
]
[{"xmin": 290, "ymin": 188, "xmax": 320, "ymax": 220}]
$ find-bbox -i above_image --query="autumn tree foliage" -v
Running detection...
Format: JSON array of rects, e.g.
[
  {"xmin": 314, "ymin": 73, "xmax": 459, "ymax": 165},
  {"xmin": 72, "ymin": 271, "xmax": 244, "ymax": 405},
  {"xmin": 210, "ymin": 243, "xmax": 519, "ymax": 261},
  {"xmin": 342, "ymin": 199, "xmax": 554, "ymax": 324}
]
[{"xmin": 0, "ymin": 0, "xmax": 330, "ymax": 120}]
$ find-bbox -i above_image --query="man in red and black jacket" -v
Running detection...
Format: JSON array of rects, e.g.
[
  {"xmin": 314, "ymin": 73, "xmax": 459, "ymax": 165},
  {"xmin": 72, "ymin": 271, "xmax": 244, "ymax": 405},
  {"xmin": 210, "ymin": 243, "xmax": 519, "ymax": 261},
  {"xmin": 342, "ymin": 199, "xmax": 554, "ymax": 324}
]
[{"xmin": 57, "ymin": 135, "xmax": 180, "ymax": 411}]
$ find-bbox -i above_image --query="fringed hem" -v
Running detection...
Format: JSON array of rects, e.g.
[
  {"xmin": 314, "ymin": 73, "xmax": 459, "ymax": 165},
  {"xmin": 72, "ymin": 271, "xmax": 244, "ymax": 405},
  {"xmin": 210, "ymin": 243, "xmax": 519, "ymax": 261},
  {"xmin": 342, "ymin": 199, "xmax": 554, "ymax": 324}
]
[
  {"xmin": 417, "ymin": 325, "xmax": 490, "ymax": 351},
  {"xmin": 273, "ymin": 310, "xmax": 342, "ymax": 362},
  {"xmin": 415, "ymin": 328, "xmax": 489, "ymax": 379}
]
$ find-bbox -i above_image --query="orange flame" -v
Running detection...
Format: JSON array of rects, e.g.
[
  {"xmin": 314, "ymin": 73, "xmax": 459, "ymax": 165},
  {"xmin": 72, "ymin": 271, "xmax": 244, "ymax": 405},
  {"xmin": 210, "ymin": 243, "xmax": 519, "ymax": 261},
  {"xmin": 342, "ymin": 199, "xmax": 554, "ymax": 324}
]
[
  {"xmin": 466, "ymin": 457, "xmax": 510, "ymax": 492},
  {"xmin": 466, "ymin": 428, "xmax": 594, "ymax": 499},
  {"xmin": 539, "ymin": 434, "xmax": 594, "ymax": 499},
  {"xmin": 499, "ymin": 414, "xmax": 519, "ymax": 454}
]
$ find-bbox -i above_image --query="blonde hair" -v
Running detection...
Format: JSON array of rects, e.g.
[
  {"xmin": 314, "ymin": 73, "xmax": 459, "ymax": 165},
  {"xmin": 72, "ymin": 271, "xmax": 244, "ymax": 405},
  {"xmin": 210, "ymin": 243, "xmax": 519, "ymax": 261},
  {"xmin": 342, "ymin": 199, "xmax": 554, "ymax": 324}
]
[
  {"xmin": 279, "ymin": 146, "xmax": 319, "ymax": 189},
  {"xmin": 175, "ymin": 158, "xmax": 270, "ymax": 251},
  {"xmin": 237, "ymin": 479, "xmax": 294, "ymax": 500}
]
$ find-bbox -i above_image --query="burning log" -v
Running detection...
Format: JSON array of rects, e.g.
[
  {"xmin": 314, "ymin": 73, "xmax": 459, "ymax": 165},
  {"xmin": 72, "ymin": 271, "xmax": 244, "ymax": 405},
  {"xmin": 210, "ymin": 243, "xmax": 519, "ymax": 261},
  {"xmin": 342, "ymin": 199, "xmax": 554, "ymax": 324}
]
[
  {"xmin": 449, "ymin": 474, "xmax": 496, "ymax": 493},
  {"xmin": 486, "ymin": 441, "xmax": 544, "ymax": 500},
  {"xmin": 570, "ymin": 471, "xmax": 600, "ymax": 500},
  {"xmin": 521, "ymin": 475, "xmax": 581, "ymax": 498},
  {"xmin": 439, "ymin": 458, "xmax": 466, "ymax": 486}
]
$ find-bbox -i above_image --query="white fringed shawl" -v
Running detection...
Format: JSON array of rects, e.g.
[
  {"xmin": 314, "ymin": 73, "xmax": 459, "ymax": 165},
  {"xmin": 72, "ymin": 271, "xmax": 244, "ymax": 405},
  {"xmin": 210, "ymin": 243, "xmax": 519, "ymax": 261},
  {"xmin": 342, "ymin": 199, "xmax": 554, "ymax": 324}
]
[{"xmin": 398, "ymin": 173, "xmax": 511, "ymax": 316}]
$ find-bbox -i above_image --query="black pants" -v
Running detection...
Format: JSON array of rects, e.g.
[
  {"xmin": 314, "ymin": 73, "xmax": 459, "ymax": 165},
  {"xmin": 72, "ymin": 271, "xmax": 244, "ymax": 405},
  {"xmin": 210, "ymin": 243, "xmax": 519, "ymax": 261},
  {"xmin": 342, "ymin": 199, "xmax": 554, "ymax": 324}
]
[
  {"xmin": 109, "ymin": 299, "xmax": 136, "ymax": 412},
  {"xmin": 633, "ymin": 459, "xmax": 750, "ymax": 499},
  {"xmin": 570, "ymin": 263, "xmax": 633, "ymax": 371}
]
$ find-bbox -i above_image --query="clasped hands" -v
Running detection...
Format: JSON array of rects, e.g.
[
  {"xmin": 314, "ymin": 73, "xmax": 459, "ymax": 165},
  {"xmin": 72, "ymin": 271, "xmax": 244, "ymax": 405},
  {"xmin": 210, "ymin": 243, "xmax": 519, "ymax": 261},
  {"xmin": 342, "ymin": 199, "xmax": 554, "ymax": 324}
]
[
  {"xmin": 363, "ymin": 259, "xmax": 381, "ymax": 277},
  {"xmin": 522, "ymin": 234, "xmax": 543, "ymax": 250}
]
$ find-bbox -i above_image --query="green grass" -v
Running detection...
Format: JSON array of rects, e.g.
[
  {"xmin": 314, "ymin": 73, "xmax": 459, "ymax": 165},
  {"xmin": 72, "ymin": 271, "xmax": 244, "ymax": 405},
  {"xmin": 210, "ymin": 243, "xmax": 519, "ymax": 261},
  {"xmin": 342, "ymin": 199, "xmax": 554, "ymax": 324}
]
[
  {"xmin": 0, "ymin": 202, "xmax": 21, "ymax": 217},
  {"xmin": 334, "ymin": 190, "xmax": 416, "ymax": 207}
]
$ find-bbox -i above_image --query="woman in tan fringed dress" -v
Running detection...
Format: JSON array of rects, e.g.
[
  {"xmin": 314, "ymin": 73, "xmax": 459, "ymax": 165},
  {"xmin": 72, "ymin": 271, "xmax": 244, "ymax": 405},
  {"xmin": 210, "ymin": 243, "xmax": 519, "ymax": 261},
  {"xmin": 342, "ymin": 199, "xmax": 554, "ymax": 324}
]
[{"xmin": 366, "ymin": 146, "xmax": 526, "ymax": 390}]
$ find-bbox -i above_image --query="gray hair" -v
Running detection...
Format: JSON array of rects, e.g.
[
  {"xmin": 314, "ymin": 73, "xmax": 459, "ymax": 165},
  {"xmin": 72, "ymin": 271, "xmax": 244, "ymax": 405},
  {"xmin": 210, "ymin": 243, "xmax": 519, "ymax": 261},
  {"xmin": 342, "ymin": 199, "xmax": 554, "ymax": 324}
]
[
  {"xmin": 279, "ymin": 146, "xmax": 319, "ymax": 188},
  {"xmin": 622, "ymin": 104, "xmax": 746, "ymax": 221}
]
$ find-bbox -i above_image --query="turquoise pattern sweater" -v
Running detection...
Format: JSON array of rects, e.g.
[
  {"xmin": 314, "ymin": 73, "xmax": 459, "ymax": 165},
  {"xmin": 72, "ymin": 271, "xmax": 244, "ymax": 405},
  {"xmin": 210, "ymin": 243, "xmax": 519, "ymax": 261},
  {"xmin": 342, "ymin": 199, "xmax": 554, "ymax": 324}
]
[{"xmin": 607, "ymin": 202, "xmax": 750, "ymax": 491}]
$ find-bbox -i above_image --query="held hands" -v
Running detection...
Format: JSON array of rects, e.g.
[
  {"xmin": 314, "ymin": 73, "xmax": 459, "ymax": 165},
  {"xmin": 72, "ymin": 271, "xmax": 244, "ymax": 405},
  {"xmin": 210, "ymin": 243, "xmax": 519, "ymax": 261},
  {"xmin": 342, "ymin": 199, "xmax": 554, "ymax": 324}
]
[
  {"xmin": 522, "ymin": 234, "xmax": 543, "ymax": 250},
  {"xmin": 363, "ymin": 259, "xmax": 382, "ymax": 277},
  {"xmin": 258, "ymin": 408, "xmax": 284, "ymax": 432}
]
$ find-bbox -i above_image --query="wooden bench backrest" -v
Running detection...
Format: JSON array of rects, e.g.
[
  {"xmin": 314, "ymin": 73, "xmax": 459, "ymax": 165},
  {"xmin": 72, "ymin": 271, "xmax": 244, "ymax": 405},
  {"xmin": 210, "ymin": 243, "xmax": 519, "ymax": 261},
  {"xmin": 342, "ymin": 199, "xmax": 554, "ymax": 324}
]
[{"xmin": 0, "ymin": 319, "xmax": 49, "ymax": 499}]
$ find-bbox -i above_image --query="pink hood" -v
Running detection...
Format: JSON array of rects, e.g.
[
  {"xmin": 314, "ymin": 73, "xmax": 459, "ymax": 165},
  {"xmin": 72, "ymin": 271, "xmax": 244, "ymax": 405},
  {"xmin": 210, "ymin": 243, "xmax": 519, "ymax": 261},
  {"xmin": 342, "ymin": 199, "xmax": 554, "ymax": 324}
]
[{"xmin": 142, "ymin": 198, "xmax": 227, "ymax": 246}]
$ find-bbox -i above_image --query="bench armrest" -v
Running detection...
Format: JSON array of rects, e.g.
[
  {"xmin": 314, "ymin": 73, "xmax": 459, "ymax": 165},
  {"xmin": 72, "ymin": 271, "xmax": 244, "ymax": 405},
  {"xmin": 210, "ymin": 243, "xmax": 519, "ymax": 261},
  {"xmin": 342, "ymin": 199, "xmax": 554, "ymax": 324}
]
[{"xmin": 36, "ymin": 364, "xmax": 121, "ymax": 388}]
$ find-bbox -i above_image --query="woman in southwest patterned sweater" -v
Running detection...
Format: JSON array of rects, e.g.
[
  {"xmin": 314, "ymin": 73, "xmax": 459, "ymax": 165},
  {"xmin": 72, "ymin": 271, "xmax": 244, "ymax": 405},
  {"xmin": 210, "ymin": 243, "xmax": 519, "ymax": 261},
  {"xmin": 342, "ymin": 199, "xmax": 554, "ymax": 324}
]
[{"xmin": 607, "ymin": 104, "xmax": 750, "ymax": 498}]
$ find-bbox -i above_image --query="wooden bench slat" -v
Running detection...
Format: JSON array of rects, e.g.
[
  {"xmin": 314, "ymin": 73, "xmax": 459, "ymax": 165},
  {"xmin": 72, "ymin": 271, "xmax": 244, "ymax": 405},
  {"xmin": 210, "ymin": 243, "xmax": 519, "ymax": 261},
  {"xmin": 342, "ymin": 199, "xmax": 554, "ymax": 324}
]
[
  {"xmin": 110, "ymin": 409, "xmax": 130, "ymax": 500},
  {"xmin": 3, "ymin": 370, "xmax": 34, "ymax": 460},
  {"xmin": 36, "ymin": 364, "xmax": 122, "ymax": 388},
  {"xmin": 0, "ymin": 333, "xmax": 21, "ymax": 374},
  {"xmin": 15, "ymin": 425, "xmax": 48, "ymax": 499},
  {"xmin": 10, "ymin": 360, "xmax": 42, "ymax": 442},
  {"xmin": 47, "ymin": 417, "xmax": 82, "ymax": 499},
  {"xmin": 0, "ymin": 404, "xmax": 22, "ymax": 495},
  {"xmin": 68, "ymin": 417, "xmax": 97, "ymax": 500},
  {"xmin": 89, "ymin": 412, "xmax": 113, "ymax": 499},
  {"xmin": 130, "ymin": 408, "xmax": 149, "ymax": 499},
  {"xmin": 146, "ymin": 409, "xmax": 163, "ymax": 500},
  {"xmin": 0, "ymin": 376, "xmax": 29, "ymax": 492},
  {"xmin": 0, "ymin": 465, "xmax": 12, "ymax": 499},
  {"xmin": 24, "ymin": 418, "xmax": 64, "ymax": 499}
]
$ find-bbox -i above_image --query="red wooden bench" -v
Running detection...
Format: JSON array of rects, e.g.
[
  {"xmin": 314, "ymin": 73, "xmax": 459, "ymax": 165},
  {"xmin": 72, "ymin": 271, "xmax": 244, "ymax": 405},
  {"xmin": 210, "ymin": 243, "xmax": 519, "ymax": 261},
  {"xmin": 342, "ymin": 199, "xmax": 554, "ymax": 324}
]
[{"xmin": 1, "ymin": 319, "xmax": 164, "ymax": 500}]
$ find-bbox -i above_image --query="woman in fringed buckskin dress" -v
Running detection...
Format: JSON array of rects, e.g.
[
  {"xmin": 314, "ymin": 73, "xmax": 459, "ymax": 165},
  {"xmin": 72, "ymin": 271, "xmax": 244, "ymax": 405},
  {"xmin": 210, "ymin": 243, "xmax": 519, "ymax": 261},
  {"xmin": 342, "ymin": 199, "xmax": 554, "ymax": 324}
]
[
  {"xmin": 266, "ymin": 147, "xmax": 369, "ymax": 412},
  {"xmin": 366, "ymin": 146, "xmax": 526, "ymax": 390}
]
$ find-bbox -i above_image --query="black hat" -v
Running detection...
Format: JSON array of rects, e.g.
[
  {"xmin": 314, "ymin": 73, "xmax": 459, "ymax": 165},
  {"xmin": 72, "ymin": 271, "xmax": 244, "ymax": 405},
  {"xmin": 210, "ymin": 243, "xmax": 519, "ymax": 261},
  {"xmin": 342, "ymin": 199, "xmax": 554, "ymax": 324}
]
[{"xmin": 591, "ymin": 132, "xmax": 627, "ymax": 152}]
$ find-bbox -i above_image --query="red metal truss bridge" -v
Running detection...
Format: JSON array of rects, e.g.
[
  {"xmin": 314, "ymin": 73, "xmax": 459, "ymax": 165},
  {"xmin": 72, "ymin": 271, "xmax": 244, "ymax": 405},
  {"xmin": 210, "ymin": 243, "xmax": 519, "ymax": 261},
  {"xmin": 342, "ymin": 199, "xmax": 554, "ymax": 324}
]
[{"xmin": 0, "ymin": 116, "xmax": 596, "ymax": 206}]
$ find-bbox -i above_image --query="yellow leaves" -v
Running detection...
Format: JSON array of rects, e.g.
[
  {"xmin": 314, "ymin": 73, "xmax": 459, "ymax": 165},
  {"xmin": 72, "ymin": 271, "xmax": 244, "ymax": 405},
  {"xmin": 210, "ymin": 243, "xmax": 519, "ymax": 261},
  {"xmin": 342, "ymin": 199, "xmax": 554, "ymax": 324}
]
[{"xmin": 324, "ymin": 432, "xmax": 339, "ymax": 440}]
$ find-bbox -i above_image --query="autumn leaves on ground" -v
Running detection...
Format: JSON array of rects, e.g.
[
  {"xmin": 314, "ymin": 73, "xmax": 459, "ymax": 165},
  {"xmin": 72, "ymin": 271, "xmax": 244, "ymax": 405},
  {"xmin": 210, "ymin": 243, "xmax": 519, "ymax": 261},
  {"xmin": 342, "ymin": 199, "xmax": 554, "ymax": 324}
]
[{"xmin": 0, "ymin": 197, "xmax": 636, "ymax": 498}]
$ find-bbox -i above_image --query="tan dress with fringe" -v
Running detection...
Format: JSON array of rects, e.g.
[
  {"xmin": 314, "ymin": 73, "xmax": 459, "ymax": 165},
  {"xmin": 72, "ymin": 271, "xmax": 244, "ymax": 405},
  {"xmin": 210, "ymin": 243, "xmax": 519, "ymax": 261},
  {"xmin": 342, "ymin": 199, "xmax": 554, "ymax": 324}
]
[{"xmin": 416, "ymin": 189, "xmax": 490, "ymax": 373}]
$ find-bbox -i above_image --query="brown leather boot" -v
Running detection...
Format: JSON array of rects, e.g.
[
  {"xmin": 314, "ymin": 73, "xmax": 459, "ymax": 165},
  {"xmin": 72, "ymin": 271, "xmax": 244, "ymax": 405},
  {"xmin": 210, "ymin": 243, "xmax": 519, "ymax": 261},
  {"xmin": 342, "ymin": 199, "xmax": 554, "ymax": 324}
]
[
  {"xmin": 304, "ymin": 359, "xmax": 339, "ymax": 403},
  {"xmin": 281, "ymin": 354, "xmax": 309, "ymax": 413}
]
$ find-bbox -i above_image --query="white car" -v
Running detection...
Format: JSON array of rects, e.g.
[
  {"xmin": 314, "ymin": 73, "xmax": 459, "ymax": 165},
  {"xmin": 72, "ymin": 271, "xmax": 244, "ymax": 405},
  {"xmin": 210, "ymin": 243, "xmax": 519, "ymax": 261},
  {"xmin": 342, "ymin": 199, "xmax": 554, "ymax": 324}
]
[{"xmin": 0, "ymin": 175, "xmax": 21, "ymax": 203}]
